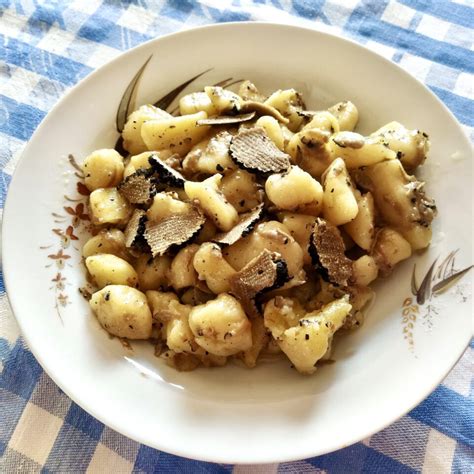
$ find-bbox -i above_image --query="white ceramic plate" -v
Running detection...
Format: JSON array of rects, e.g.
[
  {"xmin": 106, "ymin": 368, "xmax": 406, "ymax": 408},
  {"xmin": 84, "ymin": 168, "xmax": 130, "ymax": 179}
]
[{"xmin": 3, "ymin": 23, "xmax": 473, "ymax": 464}]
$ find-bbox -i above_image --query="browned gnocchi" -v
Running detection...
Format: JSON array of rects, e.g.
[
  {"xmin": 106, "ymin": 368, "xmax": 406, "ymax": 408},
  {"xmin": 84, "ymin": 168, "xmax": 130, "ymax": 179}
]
[{"xmin": 83, "ymin": 80, "xmax": 436, "ymax": 374}]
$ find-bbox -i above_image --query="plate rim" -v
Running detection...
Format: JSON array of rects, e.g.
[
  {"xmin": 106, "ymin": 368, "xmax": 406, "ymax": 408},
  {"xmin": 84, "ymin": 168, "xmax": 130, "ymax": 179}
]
[{"xmin": 2, "ymin": 21, "xmax": 472, "ymax": 464}]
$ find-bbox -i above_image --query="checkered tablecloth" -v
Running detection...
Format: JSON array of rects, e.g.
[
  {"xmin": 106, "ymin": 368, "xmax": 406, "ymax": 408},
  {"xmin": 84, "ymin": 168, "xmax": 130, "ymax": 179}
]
[{"xmin": 0, "ymin": 1, "xmax": 473, "ymax": 472}]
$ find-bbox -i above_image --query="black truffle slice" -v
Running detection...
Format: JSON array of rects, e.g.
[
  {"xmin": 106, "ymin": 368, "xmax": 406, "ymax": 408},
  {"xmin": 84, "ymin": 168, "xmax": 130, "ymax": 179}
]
[
  {"xmin": 124, "ymin": 209, "xmax": 148, "ymax": 250},
  {"xmin": 118, "ymin": 169, "xmax": 156, "ymax": 204},
  {"xmin": 229, "ymin": 249, "xmax": 290, "ymax": 317},
  {"xmin": 149, "ymin": 154, "xmax": 186, "ymax": 188},
  {"xmin": 229, "ymin": 127, "xmax": 291, "ymax": 174},
  {"xmin": 144, "ymin": 208, "xmax": 205, "ymax": 257},
  {"xmin": 196, "ymin": 112, "xmax": 256, "ymax": 126},
  {"xmin": 212, "ymin": 204, "xmax": 264, "ymax": 247},
  {"xmin": 309, "ymin": 218, "xmax": 353, "ymax": 286}
]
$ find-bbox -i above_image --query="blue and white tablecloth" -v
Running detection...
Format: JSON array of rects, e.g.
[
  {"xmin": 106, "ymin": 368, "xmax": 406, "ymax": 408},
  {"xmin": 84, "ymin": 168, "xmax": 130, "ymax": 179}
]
[{"xmin": 0, "ymin": 1, "xmax": 473, "ymax": 472}]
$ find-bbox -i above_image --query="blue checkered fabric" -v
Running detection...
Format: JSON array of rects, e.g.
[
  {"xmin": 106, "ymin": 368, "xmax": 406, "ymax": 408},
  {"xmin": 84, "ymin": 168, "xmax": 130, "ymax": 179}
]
[{"xmin": 0, "ymin": 1, "xmax": 473, "ymax": 472}]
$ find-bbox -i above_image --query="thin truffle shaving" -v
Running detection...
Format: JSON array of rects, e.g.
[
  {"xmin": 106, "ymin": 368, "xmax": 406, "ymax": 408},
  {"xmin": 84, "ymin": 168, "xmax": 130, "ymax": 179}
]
[
  {"xmin": 118, "ymin": 169, "xmax": 156, "ymax": 204},
  {"xmin": 145, "ymin": 207, "xmax": 205, "ymax": 256},
  {"xmin": 230, "ymin": 249, "xmax": 290, "ymax": 316},
  {"xmin": 213, "ymin": 203, "xmax": 264, "ymax": 247},
  {"xmin": 149, "ymin": 154, "xmax": 186, "ymax": 188},
  {"xmin": 309, "ymin": 218, "xmax": 353, "ymax": 286},
  {"xmin": 230, "ymin": 127, "xmax": 291, "ymax": 174},
  {"xmin": 124, "ymin": 209, "xmax": 147, "ymax": 249}
]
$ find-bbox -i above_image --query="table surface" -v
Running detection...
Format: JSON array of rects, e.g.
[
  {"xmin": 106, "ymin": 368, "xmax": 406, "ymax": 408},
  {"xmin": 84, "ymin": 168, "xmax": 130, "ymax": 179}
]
[{"xmin": 0, "ymin": 1, "xmax": 473, "ymax": 473}]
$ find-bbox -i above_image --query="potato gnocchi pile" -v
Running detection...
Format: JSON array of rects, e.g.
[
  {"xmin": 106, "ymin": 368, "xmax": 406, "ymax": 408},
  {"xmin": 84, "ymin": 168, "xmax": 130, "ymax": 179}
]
[{"xmin": 82, "ymin": 80, "xmax": 436, "ymax": 374}]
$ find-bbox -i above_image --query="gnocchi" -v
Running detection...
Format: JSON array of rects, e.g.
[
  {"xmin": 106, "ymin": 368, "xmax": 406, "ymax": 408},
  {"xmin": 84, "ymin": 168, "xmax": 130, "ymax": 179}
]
[
  {"xmin": 168, "ymin": 244, "xmax": 199, "ymax": 290},
  {"xmin": 135, "ymin": 254, "xmax": 171, "ymax": 291},
  {"xmin": 221, "ymin": 169, "xmax": 262, "ymax": 213},
  {"xmin": 322, "ymin": 158, "xmax": 358, "ymax": 226},
  {"xmin": 189, "ymin": 293, "xmax": 252, "ymax": 356},
  {"xmin": 256, "ymin": 115, "xmax": 285, "ymax": 150},
  {"xmin": 286, "ymin": 128, "xmax": 333, "ymax": 179},
  {"xmin": 184, "ymin": 174, "xmax": 239, "ymax": 231},
  {"xmin": 265, "ymin": 88, "xmax": 305, "ymax": 131},
  {"xmin": 123, "ymin": 151, "xmax": 154, "ymax": 178},
  {"xmin": 141, "ymin": 111, "xmax": 210, "ymax": 156},
  {"xmin": 82, "ymin": 149, "xmax": 124, "ymax": 191},
  {"xmin": 343, "ymin": 191, "xmax": 375, "ymax": 251},
  {"xmin": 193, "ymin": 243, "xmax": 236, "ymax": 294},
  {"xmin": 90, "ymin": 285, "xmax": 152, "ymax": 339},
  {"xmin": 123, "ymin": 104, "xmax": 172, "ymax": 155},
  {"xmin": 327, "ymin": 101, "xmax": 359, "ymax": 131},
  {"xmin": 85, "ymin": 254, "xmax": 138, "ymax": 289},
  {"xmin": 182, "ymin": 131, "xmax": 235, "ymax": 176},
  {"xmin": 264, "ymin": 296, "xmax": 352, "ymax": 374},
  {"xmin": 89, "ymin": 187, "xmax": 133, "ymax": 227},
  {"xmin": 265, "ymin": 166, "xmax": 323, "ymax": 215},
  {"xmin": 82, "ymin": 229, "xmax": 129, "ymax": 261},
  {"xmin": 82, "ymin": 79, "xmax": 436, "ymax": 375},
  {"xmin": 147, "ymin": 192, "xmax": 192, "ymax": 223}
]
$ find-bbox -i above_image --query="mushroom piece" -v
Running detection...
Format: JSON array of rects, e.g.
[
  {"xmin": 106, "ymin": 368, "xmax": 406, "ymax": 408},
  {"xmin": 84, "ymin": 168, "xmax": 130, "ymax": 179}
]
[
  {"xmin": 118, "ymin": 169, "xmax": 157, "ymax": 204},
  {"xmin": 196, "ymin": 112, "xmax": 256, "ymax": 126},
  {"xmin": 240, "ymin": 101, "xmax": 289, "ymax": 124}
]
